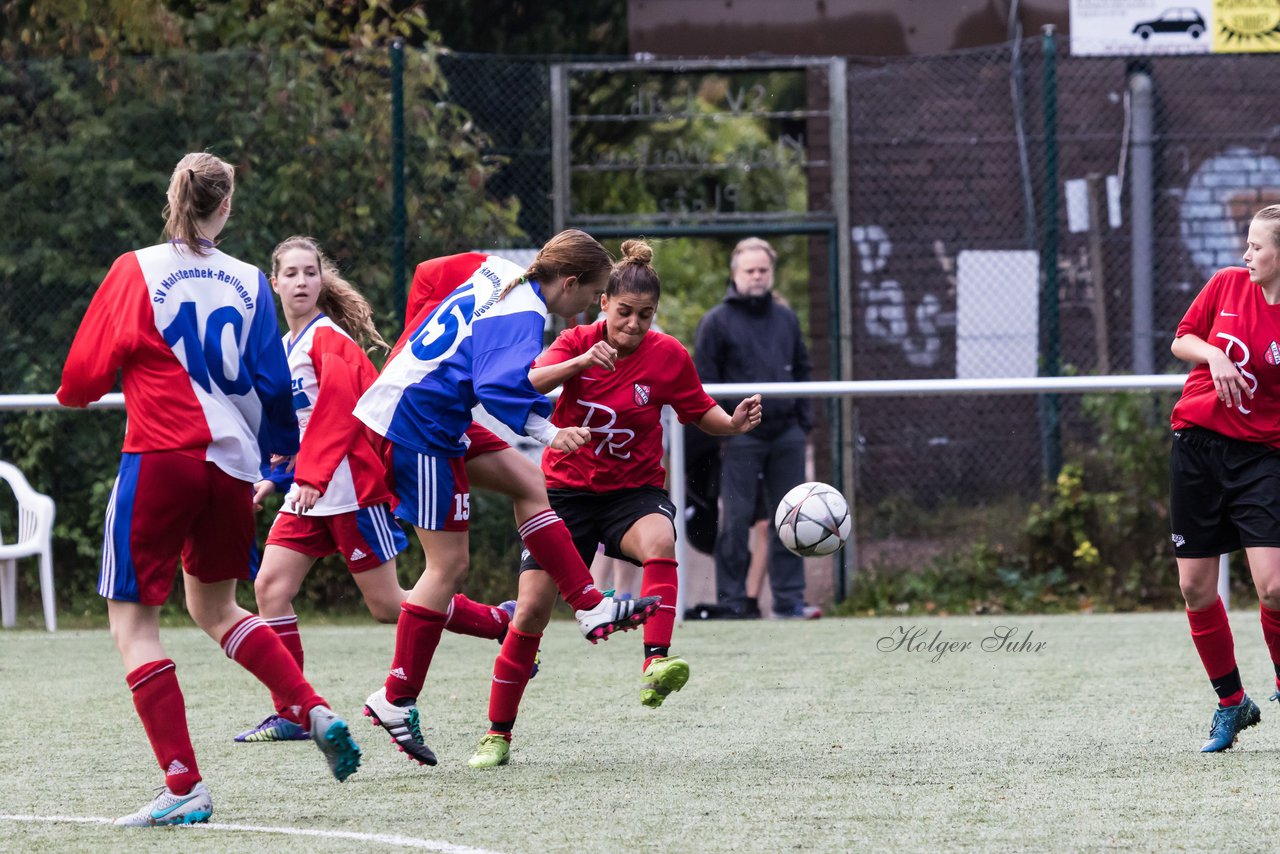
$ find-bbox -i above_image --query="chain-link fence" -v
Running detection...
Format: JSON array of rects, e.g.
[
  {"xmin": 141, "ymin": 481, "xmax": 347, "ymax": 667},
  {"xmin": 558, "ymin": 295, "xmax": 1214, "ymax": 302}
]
[
  {"xmin": 841, "ymin": 39, "xmax": 1280, "ymax": 567},
  {"xmin": 3, "ymin": 39, "xmax": 1279, "ymax": 590}
]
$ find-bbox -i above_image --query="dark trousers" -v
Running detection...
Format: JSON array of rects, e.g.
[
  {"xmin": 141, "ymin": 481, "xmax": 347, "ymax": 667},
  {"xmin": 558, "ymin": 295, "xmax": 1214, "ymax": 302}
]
[{"xmin": 714, "ymin": 425, "xmax": 807, "ymax": 616}]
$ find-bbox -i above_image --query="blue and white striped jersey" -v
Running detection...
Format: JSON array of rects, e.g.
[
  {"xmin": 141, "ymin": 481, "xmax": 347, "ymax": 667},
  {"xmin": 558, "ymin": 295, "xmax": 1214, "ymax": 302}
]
[{"xmin": 355, "ymin": 255, "xmax": 554, "ymax": 456}]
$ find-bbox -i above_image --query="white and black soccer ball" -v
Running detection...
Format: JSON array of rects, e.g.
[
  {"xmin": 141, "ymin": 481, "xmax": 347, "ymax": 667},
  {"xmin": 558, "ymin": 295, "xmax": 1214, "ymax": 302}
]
[{"xmin": 774, "ymin": 481, "xmax": 851, "ymax": 557}]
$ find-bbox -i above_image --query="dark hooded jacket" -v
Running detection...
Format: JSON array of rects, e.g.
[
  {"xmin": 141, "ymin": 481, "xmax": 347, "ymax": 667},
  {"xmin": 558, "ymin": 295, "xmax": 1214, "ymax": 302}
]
[{"xmin": 693, "ymin": 285, "xmax": 812, "ymax": 442}]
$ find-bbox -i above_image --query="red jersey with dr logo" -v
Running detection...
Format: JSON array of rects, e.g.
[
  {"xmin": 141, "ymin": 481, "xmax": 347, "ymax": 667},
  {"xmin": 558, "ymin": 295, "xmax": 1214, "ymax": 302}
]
[
  {"xmin": 1171, "ymin": 266, "xmax": 1280, "ymax": 446},
  {"xmin": 537, "ymin": 321, "xmax": 717, "ymax": 491}
]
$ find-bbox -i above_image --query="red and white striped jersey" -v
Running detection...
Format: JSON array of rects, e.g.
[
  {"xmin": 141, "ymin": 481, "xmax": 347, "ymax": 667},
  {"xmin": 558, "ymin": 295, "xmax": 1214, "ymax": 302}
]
[
  {"xmin": 58, "ymin": 242, "xmax": 298, "ymax": 482},
  {"xmin": 281, "ymin": 315, "xmax": 393, "ymax": 515}
]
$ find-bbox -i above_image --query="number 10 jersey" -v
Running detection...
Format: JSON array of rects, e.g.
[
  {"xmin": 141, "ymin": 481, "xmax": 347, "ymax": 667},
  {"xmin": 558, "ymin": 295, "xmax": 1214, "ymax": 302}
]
[{"xmin": 58, "ymin": 242, "xmax": 300, "ymax": 482}]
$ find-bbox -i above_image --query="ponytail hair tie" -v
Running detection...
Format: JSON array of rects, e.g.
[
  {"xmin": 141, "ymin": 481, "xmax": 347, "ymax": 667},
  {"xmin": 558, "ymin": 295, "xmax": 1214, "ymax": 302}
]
[{"xmin": 187, "ymin": 168, "xmax": 196, "ymax": 180}]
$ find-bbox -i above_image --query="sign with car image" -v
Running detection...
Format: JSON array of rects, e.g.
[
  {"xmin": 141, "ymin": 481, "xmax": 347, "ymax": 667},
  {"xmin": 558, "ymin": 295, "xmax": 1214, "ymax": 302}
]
[{"xmin": 1071, "ymin": 0, "xmax": 1280, "ymax": 55}]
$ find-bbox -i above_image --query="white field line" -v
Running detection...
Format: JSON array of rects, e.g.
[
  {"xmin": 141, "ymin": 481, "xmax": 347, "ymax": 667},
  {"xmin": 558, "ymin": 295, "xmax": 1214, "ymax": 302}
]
[{"xmin": 0, "ymin": 814, "xmax": 505, "ymax": 853}]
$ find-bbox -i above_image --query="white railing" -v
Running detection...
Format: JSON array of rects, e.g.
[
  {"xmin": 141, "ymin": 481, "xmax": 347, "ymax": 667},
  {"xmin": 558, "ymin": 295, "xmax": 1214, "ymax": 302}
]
[
  {"xmin": 667, "ymin": 374, "xmax": 1187, "ymax": 617},
  {"xmin": 3, "ymin": 374, "xmax": 1193, "ymax": 617}
]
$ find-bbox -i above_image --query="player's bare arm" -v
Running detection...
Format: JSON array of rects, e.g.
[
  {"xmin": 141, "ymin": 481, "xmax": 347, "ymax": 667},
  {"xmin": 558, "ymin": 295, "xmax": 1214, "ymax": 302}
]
[
  {"xmin": 696, "ymin": 394, "xmax": 763, "ymax": 436},
  {"xmin": 1172, "ymin": 333, "xmax": 1252, "ymax": 408}
]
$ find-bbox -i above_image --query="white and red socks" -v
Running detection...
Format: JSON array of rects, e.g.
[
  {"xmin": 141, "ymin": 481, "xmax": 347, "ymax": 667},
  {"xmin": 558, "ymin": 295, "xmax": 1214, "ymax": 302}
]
[
  {"xmin": 487, "ymin": 624, "xmax": 542, "ymax": 730},
  {"xmin": 221, "ymin": 614, "xmax": 325, "ymax": 722},
  {"xmin": 445, "ymin": 593, "xmax": 509, "ymax": 641},
  {"xmin": 518, "ymin": 510, "xmax": 603, "ymax": 612},
  {"xmin": 384, "ymin": 602, "xmax": 447, "ymax": 704},
  {"xmin": 126, "ymin": 659, "xmax": 201, "ymax": 796},
  {"xmin": 640, "ymin": 557, "xmax": 678, "ymax": 668},
  {"xmin": 264, "ymin": 614, "xmax": 305, "ymax": 723}
]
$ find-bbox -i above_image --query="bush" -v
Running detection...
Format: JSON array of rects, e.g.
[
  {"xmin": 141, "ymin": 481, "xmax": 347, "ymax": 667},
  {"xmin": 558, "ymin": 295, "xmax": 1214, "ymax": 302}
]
[{"xmin": 840, "ymin": 392, "xmax": 1190, "ymax": 615}]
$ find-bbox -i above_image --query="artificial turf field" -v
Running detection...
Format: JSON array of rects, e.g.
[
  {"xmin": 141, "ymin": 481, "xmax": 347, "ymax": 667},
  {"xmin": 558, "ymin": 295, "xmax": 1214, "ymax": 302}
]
[{"xmin": 4, "ymin": 611, "xmax": 1280, "ymax": 852}]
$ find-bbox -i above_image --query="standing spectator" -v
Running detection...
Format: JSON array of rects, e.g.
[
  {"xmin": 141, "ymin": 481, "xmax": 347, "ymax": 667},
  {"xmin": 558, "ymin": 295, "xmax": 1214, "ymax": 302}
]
[
  {"xmin": 57, "ymin": 153, "xmax": 361, "ymax": 826},
  {"xmin": 1169, "ymin": 204, "xmax": 1280, "ymax": 752},
  {"xmin": 694, "ymin": 237, "xmax": 819, "ymax": 620}
]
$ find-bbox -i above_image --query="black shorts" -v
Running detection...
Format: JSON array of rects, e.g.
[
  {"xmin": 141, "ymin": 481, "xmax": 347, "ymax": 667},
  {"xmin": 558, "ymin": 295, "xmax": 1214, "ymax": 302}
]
[
  {"xmin": 519, "ymin": 486, "xmax": 677, "ymax": 572},
  {"xmin": 1169, "ymin": 426, "xmax": 1280, "ymax": 558}
]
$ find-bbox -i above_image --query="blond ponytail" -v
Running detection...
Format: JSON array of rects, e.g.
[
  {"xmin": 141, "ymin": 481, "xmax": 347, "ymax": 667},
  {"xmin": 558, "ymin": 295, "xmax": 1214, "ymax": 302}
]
[{"xmin": 163, "ymin": 152, "xmax": 234, "ymax": 256}]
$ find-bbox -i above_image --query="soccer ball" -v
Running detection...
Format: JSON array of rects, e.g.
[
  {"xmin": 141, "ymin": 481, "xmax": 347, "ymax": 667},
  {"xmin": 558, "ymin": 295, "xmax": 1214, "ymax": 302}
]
[{"xmin": 774, "ymin": 482, "xmax": 851, "ymax": 557}]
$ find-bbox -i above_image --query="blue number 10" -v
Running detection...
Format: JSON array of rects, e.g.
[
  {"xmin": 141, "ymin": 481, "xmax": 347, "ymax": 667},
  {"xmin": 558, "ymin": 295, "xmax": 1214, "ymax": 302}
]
[{"xmin": 162, "ymin": 301, "xmax": 252, "ymax": 395}]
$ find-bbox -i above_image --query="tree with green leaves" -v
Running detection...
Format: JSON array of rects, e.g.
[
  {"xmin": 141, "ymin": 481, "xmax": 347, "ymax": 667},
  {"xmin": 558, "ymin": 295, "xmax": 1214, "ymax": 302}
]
[{"xmin": 0, "ymin": 0, "xmax": 522, "ymax": 619}]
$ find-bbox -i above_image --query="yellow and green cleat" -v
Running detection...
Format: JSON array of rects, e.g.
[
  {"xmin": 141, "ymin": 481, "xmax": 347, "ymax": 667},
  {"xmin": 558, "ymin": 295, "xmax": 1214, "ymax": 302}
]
[
  {"xmin": 468, "ymin": 733, "xmax": 511, "ymax": 768},
  {"xmin": 640, "ymin": 655, "xmax": 690, "ymax": 708}
]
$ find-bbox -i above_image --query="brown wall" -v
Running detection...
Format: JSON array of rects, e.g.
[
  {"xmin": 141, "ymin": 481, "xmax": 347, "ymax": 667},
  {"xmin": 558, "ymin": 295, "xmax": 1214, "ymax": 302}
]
[
  {"xmin": 629, "ymin": 0, "xmax": 1070, "ymax": 58},
  {"xmin": 630, "ymin": 3, "xmax": 1280, "ymax": 505}
]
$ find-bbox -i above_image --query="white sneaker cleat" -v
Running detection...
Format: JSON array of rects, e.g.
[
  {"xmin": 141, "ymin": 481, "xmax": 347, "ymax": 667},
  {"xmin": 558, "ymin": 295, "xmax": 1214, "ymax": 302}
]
[
  {"xmin": 575, "ymin": 594, "xmax": 662, "ymax": 644},
  {"xmin": 114, "ymin": 781, "xmax": 213, "ymax": 827},
  {"xmin": 363, "ymin": 687, "xmax": 437, "ymax": 766}
]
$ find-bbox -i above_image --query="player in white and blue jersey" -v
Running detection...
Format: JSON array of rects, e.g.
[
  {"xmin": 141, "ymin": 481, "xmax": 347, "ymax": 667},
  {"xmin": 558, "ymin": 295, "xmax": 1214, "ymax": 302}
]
[{"xmin": 354, "ymin": 230, "xmax": 660, "ymax": 766}]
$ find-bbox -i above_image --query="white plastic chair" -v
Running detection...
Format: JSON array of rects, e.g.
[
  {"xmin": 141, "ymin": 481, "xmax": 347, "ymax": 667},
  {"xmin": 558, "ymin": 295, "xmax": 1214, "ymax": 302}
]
[{"xmin": 0, "ymin": 461, "xmax": 56, "ymax": 631}]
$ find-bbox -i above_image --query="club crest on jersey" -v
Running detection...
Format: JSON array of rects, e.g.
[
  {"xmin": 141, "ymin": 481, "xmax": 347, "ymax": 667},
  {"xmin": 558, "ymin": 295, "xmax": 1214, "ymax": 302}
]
[
  {"xmin": 1267, "ymin": 341, "xmax": 1280, "ymax": 366},
  {"xmin": 634, "ymin": 383, "xmax": 651, "ymax": 406}
]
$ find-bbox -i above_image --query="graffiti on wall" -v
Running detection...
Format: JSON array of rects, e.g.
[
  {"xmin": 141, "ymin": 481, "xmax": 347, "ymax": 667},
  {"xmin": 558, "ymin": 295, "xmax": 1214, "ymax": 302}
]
[
  {"xmin": 852, "ymin": 224, "xmax": 952, "ymax": 367},
  {"xmin": 1179, "ymin": 145, "xmax": 1280, "ymax": 283}
]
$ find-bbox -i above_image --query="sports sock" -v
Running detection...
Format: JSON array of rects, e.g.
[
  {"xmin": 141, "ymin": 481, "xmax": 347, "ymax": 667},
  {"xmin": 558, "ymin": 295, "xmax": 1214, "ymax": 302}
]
[
  {"xmin": 385, "ymin": 602, "xmax": 447, "ymax": 704},
  {"xmin": 644, "ymin": 648, "xmax": 670, "ymax": 671},
  {"xmin": 264, "ymin": 614, "xmax": 305, "ymax": 723},
  {"xmin": 1260, "ymin": 604, "xmax": 1280, "ymax": 691},
  {"xmin": 264, "ymin": 614, "xmax": 304, "ymax": 667},
  {"xmin": 445, "ymin": 593, "xmax": 509, "ymax": 641},
  {"xmin": 221, "ymin": 614, "xmax": 325, "ymax": 723},
  {"xmin": 487, "ymin": 624, "xmax": 541, "ymax": 732},
  {"xmin": 1187, "ymin": 598, "xmax": 1244, "ymax": 706},
  {"xmin": 640, "ymin": 557, "xmax": 678, "ymax": 669},
  {"xmin": 518, "ymin": 510, "xmax": 602, "ymax": 611},
  {"xmin": 126, "ymin": 659, "xmax": 201, "ymax": 796}
]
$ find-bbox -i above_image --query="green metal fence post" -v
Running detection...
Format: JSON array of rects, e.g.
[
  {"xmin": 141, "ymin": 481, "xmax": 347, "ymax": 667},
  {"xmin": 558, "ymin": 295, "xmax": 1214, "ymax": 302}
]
[
  {"xmin": 391, "ymin": 38, "xmax": 407, "ymax": 318},
  {"xmin": 1039, "ymin": 25, "xmax": 1062, "ymax": 481}
]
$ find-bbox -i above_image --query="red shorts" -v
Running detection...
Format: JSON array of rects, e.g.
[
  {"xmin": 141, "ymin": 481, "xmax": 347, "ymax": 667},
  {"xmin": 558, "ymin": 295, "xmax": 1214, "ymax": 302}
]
[
  {"xmin": 463, "ymin": 422, "xmax": 510, "ymax": 460},
  {"xmin": 266, "ymin": 504, "xmax": 408, "ymax": 572},
  {"xmin": 99, "ymin": 451, "xmax": 255, "ymax": 605}
]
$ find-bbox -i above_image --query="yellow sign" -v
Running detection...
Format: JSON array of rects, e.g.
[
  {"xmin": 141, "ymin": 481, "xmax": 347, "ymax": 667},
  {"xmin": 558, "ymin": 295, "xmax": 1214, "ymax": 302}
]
[{"xmin": 1213, "ymin": 0, "xmax": 1280, "ymax": 52}]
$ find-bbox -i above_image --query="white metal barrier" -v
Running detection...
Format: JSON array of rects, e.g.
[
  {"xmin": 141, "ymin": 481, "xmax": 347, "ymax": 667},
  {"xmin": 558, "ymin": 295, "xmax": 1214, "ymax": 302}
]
[{"xmin": 4, "ymin": 374, "xmax": 1196, "ymax": 617}]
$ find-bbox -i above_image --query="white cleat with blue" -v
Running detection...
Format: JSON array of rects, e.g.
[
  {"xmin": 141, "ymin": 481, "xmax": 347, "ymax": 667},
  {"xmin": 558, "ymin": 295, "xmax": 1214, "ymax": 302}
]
[{"xmin": 114, "ymin": 781, "xmax": 213, "ymax": 827}]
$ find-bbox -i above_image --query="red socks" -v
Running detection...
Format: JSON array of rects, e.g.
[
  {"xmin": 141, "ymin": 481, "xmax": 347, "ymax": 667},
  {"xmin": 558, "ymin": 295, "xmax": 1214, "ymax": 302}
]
[
  {"xmin": 1187, "ymin": 598, "xmax": 1243, "ymax": 707},
  {"xmin": 265, "ymin": 614, "xmax": 304, "ymax": 668},
  {"xmin": 487, "ymin": 625, "xmax": 542, "ymax": 731},
  {"xmin": 264, "ymin": 614, "xmax": 305, "ymax": 723},
  {"xmin": 221, "ymin": 615, "xmax": 325, "ymax": 722},
  {"xmin": 518, "ymin": 510, "xmax": 602, "ymax": 611},
  {"xmin": 445, "ymin": 594, "xmax": 510, "ymax": 641},
  {"xmin": 385, "ymin": 602, "xmax": 447, "ymax": 703},
  {"xmin": 126, "ymin": 659, "xmax": 200, "ymax": 795},
  {"xmin": 641, "ymin": 557, "xmax": 679, "ymax": 664},
  {"xmin": 1260, "ymin": 604, "xmax": 1280, "ymax": 690}
]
